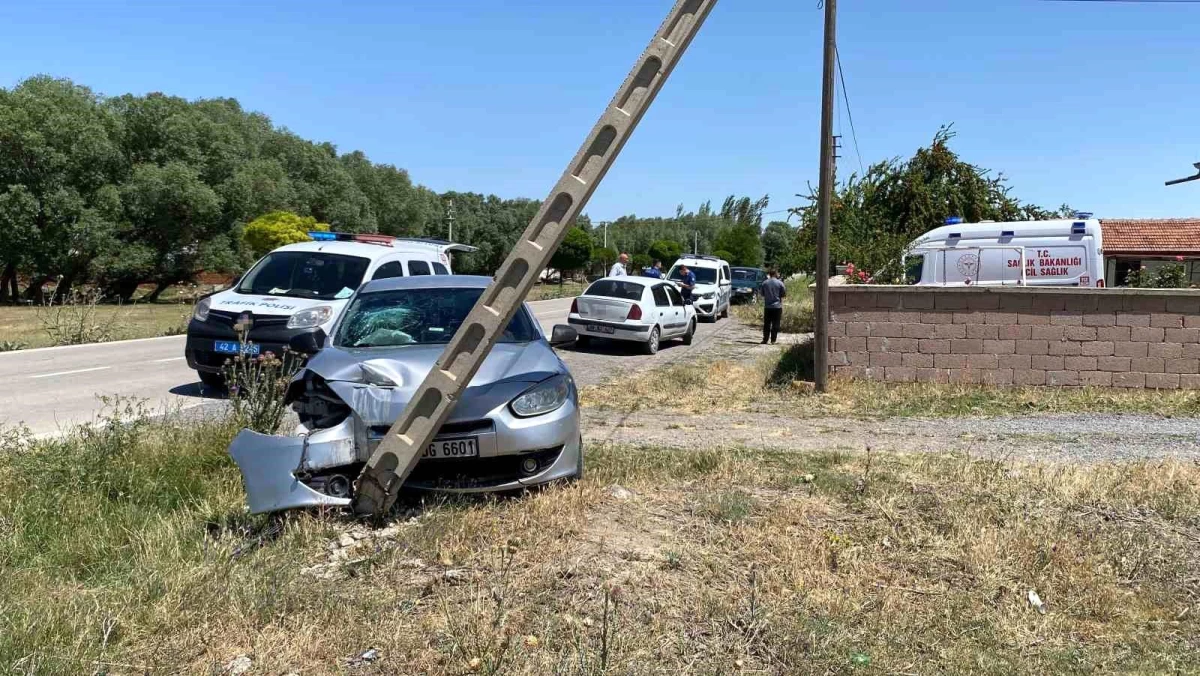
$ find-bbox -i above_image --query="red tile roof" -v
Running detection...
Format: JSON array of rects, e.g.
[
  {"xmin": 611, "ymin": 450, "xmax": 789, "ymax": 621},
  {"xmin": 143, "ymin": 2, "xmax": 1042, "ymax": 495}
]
[{"xmin": 1100, "ymin": 218, "xmax": 1200, "ymax": 255}]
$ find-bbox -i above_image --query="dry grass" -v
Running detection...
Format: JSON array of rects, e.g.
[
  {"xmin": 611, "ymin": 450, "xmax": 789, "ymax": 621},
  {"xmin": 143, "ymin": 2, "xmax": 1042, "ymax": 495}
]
[
  {"xmin": 0, "ymin": 303, "xmax": 192, "ymax": 350},
  {"xmin": 2, "ymin": 407, "xmax": 1198, "ymax": 674},
  {"xmin": 582, "ymin": 342, "xmax": 1200, "ymax": 419},
  {"xmin": 527, "ymin": 280, "xmax": 587, "ymax": 302},
  {"xmin": 731, "ymin": 276, "xmax": 815, "ymax": 336}
]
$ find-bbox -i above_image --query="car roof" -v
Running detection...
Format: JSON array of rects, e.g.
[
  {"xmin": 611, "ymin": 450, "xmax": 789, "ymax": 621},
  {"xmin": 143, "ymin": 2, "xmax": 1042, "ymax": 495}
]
[
  {"xmin": 271, "ymin": 240, "xmax": 443, "ymax": 260},
  {"xmin": 359, "ymin": 274, "xmax": 494, "ymax": 294},
  {"xmin": 732, "ymin": 266, "xmax": 763, "ymax": 271},
  {"xmin": 586, "ymin": 276, "xmax": 654, "ymax": 287},
  {"xmin": 672, "ymin": 257, "xmax": 725, "ymax": 268}
]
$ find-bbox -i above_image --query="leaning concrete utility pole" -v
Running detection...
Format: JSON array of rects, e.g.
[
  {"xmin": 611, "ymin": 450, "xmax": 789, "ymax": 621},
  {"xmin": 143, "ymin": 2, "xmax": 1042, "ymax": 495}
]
[
  {"xmin": 813, "ymin": 0, "xmax": 837, "ymax": 393},
  {"xmin": 352, "ymin": 0, "xmax": 719, "ymax": 517}
]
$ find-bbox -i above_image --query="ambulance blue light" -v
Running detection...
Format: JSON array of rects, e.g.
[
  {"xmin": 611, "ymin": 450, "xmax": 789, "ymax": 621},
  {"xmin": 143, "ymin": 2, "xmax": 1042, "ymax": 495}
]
[
  {"xmin": 945, "ymin": 216, "xmax": 963, "ymax": 225},
  {"xmin": 308, "ymin": 231, "xmax": 337, "ymax": 241},
  {"xmin": 1074, "ymin": 211, "xmax": 1093, "ymax": 220}
]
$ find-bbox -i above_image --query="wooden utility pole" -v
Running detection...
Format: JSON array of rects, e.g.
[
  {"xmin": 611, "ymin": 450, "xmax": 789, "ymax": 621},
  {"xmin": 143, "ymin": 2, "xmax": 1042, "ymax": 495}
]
[{"xmin": 813, "ymin": 0, "xmax": 837, "ymax": 392}]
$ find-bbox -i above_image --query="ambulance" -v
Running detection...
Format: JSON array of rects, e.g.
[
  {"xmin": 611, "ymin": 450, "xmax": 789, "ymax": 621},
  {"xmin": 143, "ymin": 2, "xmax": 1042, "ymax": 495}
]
[
  {"xmin": 185, "ymin": 232, "xmax": 476, "ymax": 388},
  {"xmin": 904, "ymin": 216, "xmax": 1105, "ymax": 288}
]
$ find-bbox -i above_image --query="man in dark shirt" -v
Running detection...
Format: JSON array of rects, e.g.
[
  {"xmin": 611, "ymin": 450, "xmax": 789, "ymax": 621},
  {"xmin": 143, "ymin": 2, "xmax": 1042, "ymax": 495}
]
[
  {"xmin": 676, "ymin": 264, "xmax": 697, "ymax": 303},
  {"xmin": 760, "ymin": 269, "xmax": 786, "ymax": 345},
  {"xmin": 642, "ymin": 260, "xmax": 663, "ymax": 278}
]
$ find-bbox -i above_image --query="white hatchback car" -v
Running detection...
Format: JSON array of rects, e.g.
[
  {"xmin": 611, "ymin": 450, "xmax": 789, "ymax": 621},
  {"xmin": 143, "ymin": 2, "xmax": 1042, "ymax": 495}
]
[{"xmin": 568, "ymin": 277, "xmax": 697, "ymax": 354}]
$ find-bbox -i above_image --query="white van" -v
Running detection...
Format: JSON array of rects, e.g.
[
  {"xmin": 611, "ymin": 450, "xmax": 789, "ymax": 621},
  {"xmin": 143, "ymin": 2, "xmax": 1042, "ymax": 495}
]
[
  {"xmin": 185, "ymin": 232, "xmax": 476, "ymax": 387},
  {"xmin": 905, "ymin": 218, "xmax": 1105, "ymax": 288},
  {"xmin": 666, "ymin": 255, "xmax": 732, "ymax": 321}
]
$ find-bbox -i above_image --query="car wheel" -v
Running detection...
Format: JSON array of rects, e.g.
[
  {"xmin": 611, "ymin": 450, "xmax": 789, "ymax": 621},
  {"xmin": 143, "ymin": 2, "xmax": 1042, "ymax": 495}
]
[
  {"xmin": 575, "ymin": 335, "xmax": 591, "ymax": 348},
  {"xmin": 198, "ymin": 370, "xmax": 225, "ymax": 391},
  {"xmin": 644, "ymin": 326, "xmax": 660, "ymax": 355},
  {"xmin": 682, "ymin": 320, "xmax": 696, "ymax": 345}
]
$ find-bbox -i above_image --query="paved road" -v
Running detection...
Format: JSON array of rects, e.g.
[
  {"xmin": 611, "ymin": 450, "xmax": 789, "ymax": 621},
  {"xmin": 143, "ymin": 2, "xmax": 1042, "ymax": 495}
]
[{"xmin": 0, "ymin": 296, "xmax": 738, "ymax": 435}]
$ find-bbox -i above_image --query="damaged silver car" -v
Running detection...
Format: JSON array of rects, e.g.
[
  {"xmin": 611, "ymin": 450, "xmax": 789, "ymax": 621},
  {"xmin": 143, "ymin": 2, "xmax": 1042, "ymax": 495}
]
[{"xmin": 229, "ymin": 275, "xmax": 582, "ymax": 514}]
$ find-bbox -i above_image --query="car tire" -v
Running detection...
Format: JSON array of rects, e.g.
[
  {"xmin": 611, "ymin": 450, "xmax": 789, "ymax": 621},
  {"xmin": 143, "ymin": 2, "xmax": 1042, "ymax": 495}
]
[
  {"xmin": 198, "ymin": 370, "xmax": 225, "ymax": 391},
  {"xmin": 644, "ymin": 326, "xmax": 660, "ymax": 355},
  {"xmin": 575, "ymin": 335, "xmax": 591, "ymax": 348},
  {"xmin": 682, "ymin": 320, "xmax": 696, "ymax": 345}
]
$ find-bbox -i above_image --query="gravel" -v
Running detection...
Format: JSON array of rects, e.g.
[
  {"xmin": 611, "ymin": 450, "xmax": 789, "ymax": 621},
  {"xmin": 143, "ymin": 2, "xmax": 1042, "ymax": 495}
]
[{"xmin": 582, "ymin": 409, "xmax": 1200, "ymax": 464}]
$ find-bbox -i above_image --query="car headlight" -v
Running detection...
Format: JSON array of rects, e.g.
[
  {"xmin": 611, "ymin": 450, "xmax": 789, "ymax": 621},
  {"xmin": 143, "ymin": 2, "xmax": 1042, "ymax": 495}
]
[
  {"xmin": 510, "ymin": 375, "xmax": 571, "ymax": 417},
  {"xmin": 701, "ymin": 292, "xmax": 715, "ymax": 299},
  {"xmin": 287, "ymin": 305, "xmax": 333, "ymax": 329},
  {"xmin": 193, "ymin": 297, "xmax": 211, "ymax": 322}
]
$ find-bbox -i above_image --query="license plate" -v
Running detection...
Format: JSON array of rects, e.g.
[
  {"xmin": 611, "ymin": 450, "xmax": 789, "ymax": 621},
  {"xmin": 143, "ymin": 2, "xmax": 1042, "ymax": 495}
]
[
  {"xmin": 422, "ymin": 437, "xmax": 479, "ymax": 459},
  {"xmin": 587, "ymin": 324, "xmax": 615, "ymax": 334},
  {"xmin": 214, "ymin": 341, "xmax": 260, "ymax": 356}
]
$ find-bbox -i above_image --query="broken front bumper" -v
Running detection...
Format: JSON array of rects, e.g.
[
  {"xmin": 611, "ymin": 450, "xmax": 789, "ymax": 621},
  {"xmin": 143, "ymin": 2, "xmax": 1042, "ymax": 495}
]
[
  {"xmin": 228, "ymin": 421, "xmax": 356, "ymax": 513},
  {"xmin": 229, "ymin": 399, "xmax": 582, "ymax": 514}
]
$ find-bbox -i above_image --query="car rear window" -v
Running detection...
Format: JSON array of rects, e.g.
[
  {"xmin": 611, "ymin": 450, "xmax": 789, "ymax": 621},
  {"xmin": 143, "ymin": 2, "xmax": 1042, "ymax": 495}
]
[{"xmin": 585, "ymin": 279, "xmax": 645, "ymax": 301}]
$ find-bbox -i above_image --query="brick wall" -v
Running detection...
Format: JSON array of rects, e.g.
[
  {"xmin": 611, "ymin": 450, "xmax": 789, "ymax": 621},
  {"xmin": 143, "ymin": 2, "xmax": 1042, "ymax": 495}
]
[{"xmin": 829, "ymin": 287, "xmax": 1200, "ymax": 389}]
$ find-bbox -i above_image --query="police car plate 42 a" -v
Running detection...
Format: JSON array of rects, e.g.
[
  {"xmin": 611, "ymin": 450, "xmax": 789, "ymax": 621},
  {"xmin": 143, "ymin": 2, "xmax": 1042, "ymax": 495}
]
[{"xmin": 214, "ymin": 341, "xmax": 261, "ymax": 356}]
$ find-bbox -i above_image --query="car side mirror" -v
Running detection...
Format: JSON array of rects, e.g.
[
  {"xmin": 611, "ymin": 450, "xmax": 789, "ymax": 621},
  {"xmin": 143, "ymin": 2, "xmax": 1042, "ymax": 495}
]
[
  {"xmin": 549, "ymin": 324, "xmax": 577, "ymax": 347},
  {"xmin": 289, "ymin": 328, "xmax": 326, "ymax": 355}
]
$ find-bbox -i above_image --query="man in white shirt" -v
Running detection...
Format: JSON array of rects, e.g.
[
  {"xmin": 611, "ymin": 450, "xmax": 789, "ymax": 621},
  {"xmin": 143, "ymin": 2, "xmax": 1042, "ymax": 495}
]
[{"xmin": 609, "ymin": 253, "xmax": 629, "ymax": 277}]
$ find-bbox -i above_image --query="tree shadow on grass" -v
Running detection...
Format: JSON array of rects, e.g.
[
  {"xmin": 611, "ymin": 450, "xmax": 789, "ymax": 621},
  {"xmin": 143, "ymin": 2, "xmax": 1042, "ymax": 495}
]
[{"xmin": 768, "ymin": 339, "xmax": 815, "ymax": 386}]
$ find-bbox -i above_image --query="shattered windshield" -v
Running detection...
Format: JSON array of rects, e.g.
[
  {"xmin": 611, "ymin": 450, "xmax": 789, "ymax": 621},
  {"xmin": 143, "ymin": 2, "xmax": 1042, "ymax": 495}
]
[
  {"xmin": 237, "ymin": 252, "xmax": 369, "ymax": 300},
  {"xmin": 335, "ymin": 287, "xmax": 539, "ymax": 348}
]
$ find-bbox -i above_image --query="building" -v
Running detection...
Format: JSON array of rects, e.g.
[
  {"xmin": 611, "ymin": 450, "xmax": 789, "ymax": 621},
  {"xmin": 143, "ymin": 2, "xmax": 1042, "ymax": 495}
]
[{"xmin": 1101, "ymin": 218, "xmax": 1200, "ymax": 286}]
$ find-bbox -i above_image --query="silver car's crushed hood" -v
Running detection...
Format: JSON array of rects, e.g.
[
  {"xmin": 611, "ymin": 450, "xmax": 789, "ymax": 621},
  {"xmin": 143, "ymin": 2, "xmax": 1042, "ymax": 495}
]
[{"xmin": 305, "ymin": 341, "xmax": 562, "ymax": 425}]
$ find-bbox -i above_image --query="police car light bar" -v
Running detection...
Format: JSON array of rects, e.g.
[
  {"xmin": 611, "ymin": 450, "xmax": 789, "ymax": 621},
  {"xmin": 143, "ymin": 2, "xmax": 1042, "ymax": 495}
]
[
  {"xmin": 307, "ymin": 231, "xmax": 337, "ymax": 241},
  {"xmin": 945, "ymin": 216, "xmax": 963, "ymax": 225},
  {"xmin": 305, "ymin": 231, "xmax": 403, "ymax": 247}
]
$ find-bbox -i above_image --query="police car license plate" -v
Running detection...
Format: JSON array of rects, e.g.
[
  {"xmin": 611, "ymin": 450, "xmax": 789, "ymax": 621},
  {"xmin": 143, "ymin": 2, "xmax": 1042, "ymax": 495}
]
[
  {"xmin": 587, "ymin": 324, "xmax": 615, "ymax": 334},
  {"xmin": 422, "ymin": 437, "xmax": 479, "ymax": 459},
  {"xmin": 214, "ymin": 341, "xmax": 260, "ymax": 356}
]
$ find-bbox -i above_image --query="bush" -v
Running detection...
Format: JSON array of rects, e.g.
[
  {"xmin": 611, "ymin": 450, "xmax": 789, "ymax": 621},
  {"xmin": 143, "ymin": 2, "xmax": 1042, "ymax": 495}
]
[
  {"xmin": 36, "ymin": 289, "xmax": 122, "ymax": 346},
  {"xmin": 223, "ymin": 340, "xmax": 303, "ymax": 434},
  {"xmin": 243, "ymin": 211, "xmax": 330, "ymax": 258},
  {"xmin": 1125, "ymin": 262, "xmax": 1189, "ymax": 289}
]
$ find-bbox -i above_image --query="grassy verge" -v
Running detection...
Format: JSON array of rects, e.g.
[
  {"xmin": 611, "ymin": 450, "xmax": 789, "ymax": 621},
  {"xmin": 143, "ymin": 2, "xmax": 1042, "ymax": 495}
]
[
  {"xmin": 527, "ymin": 280, "xmax": 587, "ymax": 302},
  {"xmin": 0, "ymin": 303, "xmax": 193, "ymax": 350},
  {"xmin": 731, "ymin": 276, "xmax": 814, "ymax": 334},
  {"xmin": 1, "ymin": 410, "xmax": 1197, "ymax": 673},
  {"xmin": 582, "ymin": 342, "xmax": 1200, "ymax": 418}
]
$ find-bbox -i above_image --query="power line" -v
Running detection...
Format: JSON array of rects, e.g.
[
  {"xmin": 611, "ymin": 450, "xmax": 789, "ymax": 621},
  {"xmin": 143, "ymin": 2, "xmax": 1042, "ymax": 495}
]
[{"xmin": 834, "ymin": 45, "xmax": 864, "ymax": 177}]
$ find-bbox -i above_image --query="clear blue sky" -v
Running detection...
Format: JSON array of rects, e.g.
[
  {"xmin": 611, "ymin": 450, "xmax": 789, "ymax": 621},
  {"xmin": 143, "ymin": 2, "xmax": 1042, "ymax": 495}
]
[{"xmin": 2, "ymin": 0, "xmax": 1197, "ymax": 223}]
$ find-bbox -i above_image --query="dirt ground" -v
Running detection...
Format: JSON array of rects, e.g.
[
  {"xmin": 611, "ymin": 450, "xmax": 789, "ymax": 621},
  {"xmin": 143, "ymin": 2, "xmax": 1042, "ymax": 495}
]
[{"xmin": 577, "ymin": 319, "xmax": 1200, "ymax": 464}]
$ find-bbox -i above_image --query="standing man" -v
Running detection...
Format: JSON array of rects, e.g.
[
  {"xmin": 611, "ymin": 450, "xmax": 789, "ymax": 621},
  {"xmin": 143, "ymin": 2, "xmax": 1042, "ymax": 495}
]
[
  {"xmin": 609, "ymin": 253, "xmax": 629, "ymax": 277},
  {"xmin": 642, "ymin": 260, "xmax": 663, "ymax": 278},
  {"xmin": 676, "ymin": 263, "xmax": 696, "ymax": 304},
  {"xmin": 760, "ymin": 269, "xmax": 786, "ymax": 345}
]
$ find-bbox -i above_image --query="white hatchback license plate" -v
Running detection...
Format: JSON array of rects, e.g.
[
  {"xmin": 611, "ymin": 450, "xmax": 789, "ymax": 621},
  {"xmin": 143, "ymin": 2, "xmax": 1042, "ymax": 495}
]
[
  {"xmin": 422, "ymin": 437, "xmax": 479, "ymax": 459},
  {"xmin": 587, "ymin": 323, "xmax": 615, "ymax": 334}
]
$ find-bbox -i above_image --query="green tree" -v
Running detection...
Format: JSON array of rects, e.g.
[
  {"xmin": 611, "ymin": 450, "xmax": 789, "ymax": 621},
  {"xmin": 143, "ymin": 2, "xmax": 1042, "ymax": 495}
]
[
  {"xmin": 119, "ymin": 162, "xmax": 223, "ymax": 299},
  {"xmin": 591, "ymin": 246, "xmax": 617, "ymax": 274},
  {"xmin": 791, "ymin": 126, "xmax": 1071, "ymax": 281},
  {"xmin": 549, "ymin": 226, "xmax": 593, "ymax": 282},
  {"xmin": 648, "ymin": 239, "xmax": 684, "ymax": 266},
  {"xmin": 243, "ymin": 211, "xmax": 329, "ymax": 258},
  {"xmin": 713, "ymin": 249, "xmax": 735, "ymax": 263},
  {"xmin": 760, "ymin": 221, "xmax": 793, "ymax": 273}
]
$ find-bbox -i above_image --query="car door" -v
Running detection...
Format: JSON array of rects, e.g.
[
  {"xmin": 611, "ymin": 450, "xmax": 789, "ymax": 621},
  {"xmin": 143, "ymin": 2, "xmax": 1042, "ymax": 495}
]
[
  {"xmin": 665, "ymin": 284, "xmax": 688, "ymax": 333},
  {"xmin": 650, "ymin": 283, "xmax": 676, "ymax": 335},
  {"xmin": 720, "ymin": 264, "xmax": 732, "ymax": 309}
]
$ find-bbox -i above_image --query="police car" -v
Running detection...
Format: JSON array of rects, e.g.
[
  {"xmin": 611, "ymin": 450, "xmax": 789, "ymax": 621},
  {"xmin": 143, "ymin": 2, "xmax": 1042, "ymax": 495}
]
[{"xmin": 185, "ymin": 232, "xmax": 476, "ymax": 388}]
